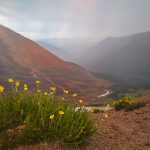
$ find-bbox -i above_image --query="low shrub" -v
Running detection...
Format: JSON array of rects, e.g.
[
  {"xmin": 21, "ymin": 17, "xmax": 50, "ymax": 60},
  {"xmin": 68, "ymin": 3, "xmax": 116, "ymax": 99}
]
[
  {"xmin": 113, "ymin": 96, "xmax": 134, "ymax": 111},
  {"xmin": 125, "ymin": 101, "xmax": 146, "ymax": 111},
  {"xmin": 113, "ymin": 96, "xmax": 146, "ymax": 111}
]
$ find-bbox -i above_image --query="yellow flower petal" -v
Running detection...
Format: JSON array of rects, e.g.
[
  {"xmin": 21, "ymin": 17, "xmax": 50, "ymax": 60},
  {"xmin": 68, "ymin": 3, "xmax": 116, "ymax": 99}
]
[
  {"xmin": 72, "ymin": 93, "xmax": 77, "ymax": 97},
  {"xmin": 8, "ymin": 78, "xmax": 14, "ymax": 83},
  {"xmin": 59, "ymin": 111, "xmax": 64, "ymax": 115},
  {"xmin": 36, "ymin": 80, "xmax": 40, "ymax": 84},
  {"xmin": 37, "ymin": 89, "xmax": 41, "ymax": 93},
  {"xmin": 50, "ymin": 115, "xmax": 54, "ymax": 120},
  {"xmin": 23, "ymin": 84, "xmax": 28, "ymax": 91},
  {"xmin": 15, "ymin": 81, "xmax": 20, "ymax": 87},
  {"xmin": 24, "ymin": 84, "xmax": 28, "ymax": 87},
  {"xmin": 0, "ymin": 86, "xmax": 5, "ymax": 93},
  {"xmin": 63, "ymin": 90, "xmax": 68, "ymax": 94},
  {"xmin": 50, "ymin": 87, "xmax": 56, "ymax": 92},
  {"xmin": 79, "ymin": 99, "xmax": 83, "ymax": 103},
  {"xmin": 44, "ymin": 92, "xmax": 48, "ymax": 95}
]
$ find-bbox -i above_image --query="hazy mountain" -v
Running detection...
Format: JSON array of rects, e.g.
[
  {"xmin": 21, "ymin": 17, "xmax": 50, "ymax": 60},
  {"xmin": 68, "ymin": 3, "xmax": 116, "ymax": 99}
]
[
  {"xmin": 39, "ymin": 38, "xmax": 98, "ymax": 61},
  {"xmin": 35, "ymin": 41, "xmax": 71, "ymax": 61},
  {"xmin": 78, "ymin": 31, "xmax": 150, "ymax": 84},
  {"xmin": 0, "ymin": 24, "xmax": 110, "ymax": 97}
]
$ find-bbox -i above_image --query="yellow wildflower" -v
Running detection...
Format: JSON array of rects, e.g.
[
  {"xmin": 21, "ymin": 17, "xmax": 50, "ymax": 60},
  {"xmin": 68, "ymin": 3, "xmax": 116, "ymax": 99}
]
[
  {"xmin": 37, "ymin": 89, "xmax": 41, "ymax": 93},
  {"xmin": 81, "ymin": 106, "xmax": 85, "ymax": 109},
  {"xmin": 63, "ymin": 90, "xmax": 68, "ymax": 94},
  {"xmin": 24, "ymin": 87, "xmax": 28, "ymax": 91},
  {"xmin": 44, "ymin": 92, "xmax": 48, "ymax": 95},
  {"xmin": 36, "ymin": 80, "xmax": 40, "ymax": 84},
  {"xmin": 23, "ymin": 84, "xmax": 28, "ymax": 91},
  {"xmin": 59, "ymin": 111, "xmax": 64, "ymax": 115},
  {"xmin": 79, "ymin": 99, "xmax": 83, "ymax": 103},
  {"xmin": 8, "ymin": 78, "xmax": 14, "ymax": 83},
  {"xmin": 24, "ymin": 84, "xmax": 27, "ymax": 88},
  {"xmin": 50, "ymin": 115, "xmax": 54, "ymax": 120},
  {"xmin": 15, "ymin": 81, "xmax": 20, "ymax": 87},
  {"xmin": 50, "ymin": 87, "xmax": 56, "ymax": 92},
  {"xmin": 0, "ymin": 86, "xmax": 5, "ymax": 93},
  {"xmin": 104, "ymin": 114, "xmax": 109, "ymax": 119},
  {"xmin": 72, "ymin": 93, "xmax": 77, "ymax": 97}
]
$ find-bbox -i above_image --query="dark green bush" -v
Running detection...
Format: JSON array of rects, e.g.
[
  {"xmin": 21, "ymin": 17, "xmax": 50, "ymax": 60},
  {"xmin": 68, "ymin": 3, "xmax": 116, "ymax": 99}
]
[{"xmin": 125, "ymin": 101, "xmax": 146, "ymax": 111}]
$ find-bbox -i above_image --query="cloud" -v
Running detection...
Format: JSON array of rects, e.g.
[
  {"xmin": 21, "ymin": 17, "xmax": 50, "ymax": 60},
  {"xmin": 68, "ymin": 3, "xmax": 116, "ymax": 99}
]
[
  {"xmin": 19, "ymin": 32, "xmax": 44, "ymax": 40},
  {"xmin": 67, "ymin": 0, "xmax": 97, "ymax": 14},
  {"xmin": 0, "ymin": 14, "xmax": 18, "ymax": 30},
  {"xmin": 0, "ymin": 0, "xmax": 150, "ymax": 41}
]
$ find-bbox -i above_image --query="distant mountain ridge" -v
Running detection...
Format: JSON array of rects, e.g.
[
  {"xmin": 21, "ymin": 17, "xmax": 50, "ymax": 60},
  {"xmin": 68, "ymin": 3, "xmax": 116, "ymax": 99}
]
[
  {"xmin": 78, "ymin": 31, "xmax": 150, "ymax": 84},
  {"xmin": 0, "ymin": 24, "xmax": 110, "ymax": 98},
  {"xmin": 38, "ymin": 38, "xmax": 98, "ymax": 62},
  {"xmin": 36, "ymin": 41, "xmax": 71, "ymax": 61}
]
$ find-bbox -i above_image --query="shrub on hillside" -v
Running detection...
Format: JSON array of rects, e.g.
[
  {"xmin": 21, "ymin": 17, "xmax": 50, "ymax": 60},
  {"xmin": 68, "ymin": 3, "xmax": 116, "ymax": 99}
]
[
  {"xmin": 125, "ymin": 101, "xmax": 146, "ymax": 111},
  {"xmin": 113, "ymin": 96, "xmax": 146, "ymax": 111},
  {"xmin": 113, "ymin": 96, "xmax": 134, "ymax": 111}
]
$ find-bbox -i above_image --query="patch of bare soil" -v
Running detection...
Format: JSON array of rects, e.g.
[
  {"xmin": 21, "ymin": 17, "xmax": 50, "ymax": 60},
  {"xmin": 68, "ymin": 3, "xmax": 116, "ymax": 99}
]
[
  {"xmin": 88, "ymin": 100, "xmax": 150, "ymax": 150},
  {"xmin": 14, "ymin": 141, "xmax": 71, "ymax": 150}
]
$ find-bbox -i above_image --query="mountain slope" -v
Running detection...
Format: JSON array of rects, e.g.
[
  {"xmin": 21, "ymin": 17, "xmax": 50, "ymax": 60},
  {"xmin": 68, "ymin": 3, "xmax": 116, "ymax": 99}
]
[
  {"xmin": 0, "ymin": 25, "xmax": 110, "ymax": 98},
  {"xmin": 36, "ymin": 41, "xmax": 70, "ymax": 61},
  {"xmin": 79, "ymin": 31, "xmax": 150, "ymax": 84}
]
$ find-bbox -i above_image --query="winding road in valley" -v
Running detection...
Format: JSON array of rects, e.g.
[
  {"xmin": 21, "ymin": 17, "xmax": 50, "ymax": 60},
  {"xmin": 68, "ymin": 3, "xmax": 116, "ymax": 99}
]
[
  {"xmin": 75, "ymin": 89, "xmax": 113, "ymax": 112},
  {"xmin": 97, "ymin": 89, "xmax": 110, "ymax": 98}
]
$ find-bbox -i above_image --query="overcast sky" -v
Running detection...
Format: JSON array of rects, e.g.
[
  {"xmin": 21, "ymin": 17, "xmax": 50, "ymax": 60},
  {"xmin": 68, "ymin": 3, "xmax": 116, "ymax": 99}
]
[{"xmin": 0, "ymin": 0, "xmax": 150, "ymax": 40}]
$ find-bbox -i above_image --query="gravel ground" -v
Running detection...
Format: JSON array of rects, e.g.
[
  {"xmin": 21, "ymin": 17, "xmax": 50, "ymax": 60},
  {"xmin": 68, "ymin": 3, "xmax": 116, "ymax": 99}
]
[{"xmin": 87, "ymin": 99, "xmax": 150, "ymax": 150}]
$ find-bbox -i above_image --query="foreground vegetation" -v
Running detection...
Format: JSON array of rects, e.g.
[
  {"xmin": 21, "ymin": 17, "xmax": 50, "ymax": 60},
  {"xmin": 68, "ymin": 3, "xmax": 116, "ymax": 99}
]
[
  {"xmin": 0, "ymin": 78, "xmax": 148, "ymax": 149},
  {"xmin": 0, "ymin": 79, "xmax": 96, "ymax": 149}
]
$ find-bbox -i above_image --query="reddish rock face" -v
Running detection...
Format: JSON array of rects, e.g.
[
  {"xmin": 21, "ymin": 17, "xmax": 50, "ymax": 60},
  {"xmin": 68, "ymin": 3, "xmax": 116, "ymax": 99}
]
[{"xmin": 0, "ymin": 24, "xmax": 111, "ymax": 99}]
